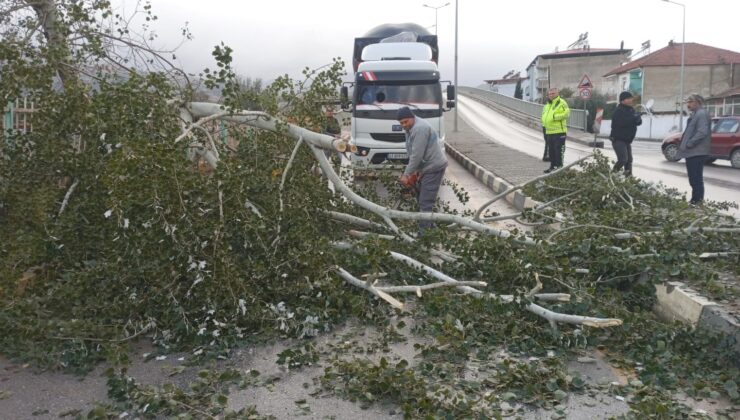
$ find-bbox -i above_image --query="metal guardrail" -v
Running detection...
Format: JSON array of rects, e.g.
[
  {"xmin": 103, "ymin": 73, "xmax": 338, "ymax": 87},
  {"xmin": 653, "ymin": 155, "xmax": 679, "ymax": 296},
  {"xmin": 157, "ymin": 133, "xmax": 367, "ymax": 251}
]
[{"xmin": 459, "ymin": 87, "xmax": 588, "ymax": 131}]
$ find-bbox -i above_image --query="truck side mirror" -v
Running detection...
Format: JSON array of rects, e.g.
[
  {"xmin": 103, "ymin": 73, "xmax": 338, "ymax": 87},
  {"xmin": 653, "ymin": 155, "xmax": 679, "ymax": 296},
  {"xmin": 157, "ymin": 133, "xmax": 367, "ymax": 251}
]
[
  {"xmin": 340, "ymin": 86, "xmax": 349, "ymax": 110},
  {"xmin": 447, "ymin": 85, "xmax": 456, "ymax": 101}
]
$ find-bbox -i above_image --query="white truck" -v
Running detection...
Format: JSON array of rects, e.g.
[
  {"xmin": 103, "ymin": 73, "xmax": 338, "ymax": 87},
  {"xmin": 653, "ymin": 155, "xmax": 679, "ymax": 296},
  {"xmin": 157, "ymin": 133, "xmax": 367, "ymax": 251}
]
[{"xmin": 340, "ymin": 23, "xmax": 455, "ymax": 168}]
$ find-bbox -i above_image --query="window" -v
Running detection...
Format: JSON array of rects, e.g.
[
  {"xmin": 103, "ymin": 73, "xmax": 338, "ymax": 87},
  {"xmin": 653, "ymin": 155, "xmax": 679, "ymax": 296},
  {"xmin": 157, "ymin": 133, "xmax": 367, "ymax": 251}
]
[
  {"xmin": 714, "ymin": 118, "xmax": 739, "ymax": 134},
  {"xmin": 728, "ymin": 98, "xmax": 740, "ymax": 116},
  {"xmin": 706, "ymin": 103, "xmax": 720, "ymax": 117},
  {"xmin": 356, "ymin": 82, "xmax": 441, "ymax": 106}
]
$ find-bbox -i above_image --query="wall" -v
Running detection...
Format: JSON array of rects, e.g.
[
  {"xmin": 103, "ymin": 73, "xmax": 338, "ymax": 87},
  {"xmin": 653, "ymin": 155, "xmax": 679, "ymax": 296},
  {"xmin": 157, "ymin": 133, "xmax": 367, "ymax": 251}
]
[
  {"xmin": 599, "ymin": 114, "xmax": 682, "ymax": 140},
  {"xmin": 643, "ymin": 65, "xmax": 735, "ymax": 113},
  {"xmin": 543, "ymin": 53, "xmax": 630, "ymax": 96},
  {"xmin": 522, "ymin": 78, "xmax": 531, "ymax": 101},
  {"xmin": 526, "ymin": 62, "xmax": 543, "ymax": 102},
  {"xmin": 490, "ymin": 82, "xmax": 517, "ymax": 97}
]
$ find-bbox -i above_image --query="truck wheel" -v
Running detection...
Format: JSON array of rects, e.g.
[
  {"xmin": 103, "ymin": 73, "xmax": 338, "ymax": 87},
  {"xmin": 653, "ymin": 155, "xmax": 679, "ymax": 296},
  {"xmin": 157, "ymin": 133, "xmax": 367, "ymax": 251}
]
[
  {"xmin": 731, "ymin": 149, "xmax": 740, "ymax": 168},
  {"xmin": 662, "ymin": 144, "xmax": 680, "ymax": 162}
]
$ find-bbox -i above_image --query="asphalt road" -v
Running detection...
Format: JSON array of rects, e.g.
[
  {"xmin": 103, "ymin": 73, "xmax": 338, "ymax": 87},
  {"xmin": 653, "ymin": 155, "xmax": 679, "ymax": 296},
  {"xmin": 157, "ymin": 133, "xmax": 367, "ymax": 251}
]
[{"xmin": 457, "ymin": 96, "xmax": 740, "ymax": 213}]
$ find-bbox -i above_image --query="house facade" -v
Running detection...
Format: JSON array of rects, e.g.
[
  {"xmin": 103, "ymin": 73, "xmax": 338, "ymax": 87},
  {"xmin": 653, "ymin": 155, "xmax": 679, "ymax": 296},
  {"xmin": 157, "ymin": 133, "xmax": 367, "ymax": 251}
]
[
  {"xmin": 525, "ymin": 47, "xmax": 631, "ymax": 103},
  {"xmin": 603, "ymin": 42, "xmax": 740, "ymax": 114}
]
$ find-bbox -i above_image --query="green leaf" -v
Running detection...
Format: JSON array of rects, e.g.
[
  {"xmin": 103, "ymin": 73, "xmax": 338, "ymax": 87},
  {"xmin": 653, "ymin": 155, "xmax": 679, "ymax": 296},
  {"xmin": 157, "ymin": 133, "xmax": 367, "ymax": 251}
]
[
  {"xmin": 553, "ymin": 390, "xmax": 568, "ymax": 401},
  {"xmin": 725, "ymin": 380, "xmax": 738, "ymax": 399}
]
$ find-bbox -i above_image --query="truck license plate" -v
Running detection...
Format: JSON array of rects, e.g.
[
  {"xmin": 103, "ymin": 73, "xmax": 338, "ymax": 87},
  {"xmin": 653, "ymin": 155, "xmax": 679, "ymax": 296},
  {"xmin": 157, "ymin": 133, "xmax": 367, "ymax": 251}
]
[{"xmin": 387, "ymin": 153, "xmax": 407, "ymax": 159}]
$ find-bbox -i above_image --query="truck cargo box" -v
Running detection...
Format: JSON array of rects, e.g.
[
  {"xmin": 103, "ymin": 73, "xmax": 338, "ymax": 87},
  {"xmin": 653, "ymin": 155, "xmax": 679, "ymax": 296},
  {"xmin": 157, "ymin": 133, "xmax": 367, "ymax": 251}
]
[{"xmin": 352, "ymin": 23, "xmax": 438, "ymax": 72}]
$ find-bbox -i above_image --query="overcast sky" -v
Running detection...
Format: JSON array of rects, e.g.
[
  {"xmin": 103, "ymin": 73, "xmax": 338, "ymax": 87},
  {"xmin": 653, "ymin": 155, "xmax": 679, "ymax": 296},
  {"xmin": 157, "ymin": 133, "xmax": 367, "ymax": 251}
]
[{"xmin": 125, "ymin": 0, "xmax": 739, "ymax": 86}]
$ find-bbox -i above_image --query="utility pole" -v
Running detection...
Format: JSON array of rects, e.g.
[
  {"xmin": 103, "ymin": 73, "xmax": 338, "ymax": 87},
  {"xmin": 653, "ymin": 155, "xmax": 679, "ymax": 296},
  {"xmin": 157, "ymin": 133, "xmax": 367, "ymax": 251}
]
[
  {"xmin": 453, "ymin": 0, "xmax": 458, "ymax": 132},
  {"xmin": 661, "ymin": 0, "xmax": 686, "ymax": 131},
  {"xmin": 422, "ymin": 2, "xmax": 450, "ymax": 36}
]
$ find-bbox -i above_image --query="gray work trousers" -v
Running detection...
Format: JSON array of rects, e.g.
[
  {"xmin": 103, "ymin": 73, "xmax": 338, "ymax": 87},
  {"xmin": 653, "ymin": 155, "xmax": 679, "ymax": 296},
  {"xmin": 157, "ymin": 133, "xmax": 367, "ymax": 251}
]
[
  {"xmin": 417, "ymin": 166, "xmax": 446, "ymax": 231},
  {"xmin": 611, "ymin": 139, "xmax": 633, "ymax": 173}
]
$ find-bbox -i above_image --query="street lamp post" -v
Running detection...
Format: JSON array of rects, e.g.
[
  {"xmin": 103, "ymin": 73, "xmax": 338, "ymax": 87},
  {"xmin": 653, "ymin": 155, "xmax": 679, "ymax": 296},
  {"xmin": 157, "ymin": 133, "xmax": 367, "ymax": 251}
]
[
  {"xmin": 662, "ymin": 0, "xmax": 686, "ymax": 131},
  {"xmin": 422, "ymin": 2, "xmax": 450, "ymax": 36}
]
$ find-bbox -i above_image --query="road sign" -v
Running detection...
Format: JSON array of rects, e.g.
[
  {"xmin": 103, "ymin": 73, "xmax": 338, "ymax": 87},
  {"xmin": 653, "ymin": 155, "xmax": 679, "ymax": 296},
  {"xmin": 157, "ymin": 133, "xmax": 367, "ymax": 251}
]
[
  {"xmin": 579, "ymin": 88, "xmax": 592, "ymax": 99},
  {"xmin": 578, "ymin": 74, "xmax": 593, "ymax": 89}
]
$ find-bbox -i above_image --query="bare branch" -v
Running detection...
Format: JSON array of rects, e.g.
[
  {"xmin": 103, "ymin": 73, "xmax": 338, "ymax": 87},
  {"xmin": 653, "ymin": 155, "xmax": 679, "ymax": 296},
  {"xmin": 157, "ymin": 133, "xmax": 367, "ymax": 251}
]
[{"xmin": 57, "ymin": 178, "xmax": 79, "ymax": 217}]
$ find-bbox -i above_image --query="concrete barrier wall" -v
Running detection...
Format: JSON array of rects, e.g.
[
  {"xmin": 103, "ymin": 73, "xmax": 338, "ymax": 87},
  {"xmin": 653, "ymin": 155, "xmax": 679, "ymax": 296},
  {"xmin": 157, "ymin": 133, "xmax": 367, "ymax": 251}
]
[{"xmin": 599, "ymin": 115, "xmax": 682, "ymax": 140}]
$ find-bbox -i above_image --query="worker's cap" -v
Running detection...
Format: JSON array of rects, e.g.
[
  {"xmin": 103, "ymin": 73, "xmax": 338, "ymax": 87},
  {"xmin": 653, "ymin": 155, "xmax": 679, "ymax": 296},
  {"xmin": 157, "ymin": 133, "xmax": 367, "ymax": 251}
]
[
  {"xmin": 619, "ymin": 91, "xmax": 633, "ymax": 102},
  {"xmin": 396, "ymin": 106, "xmax": 415, "ymax": 121},
  {"xmin": 683, "ymin": 94, "xmax": 704, "ymax": 105}
]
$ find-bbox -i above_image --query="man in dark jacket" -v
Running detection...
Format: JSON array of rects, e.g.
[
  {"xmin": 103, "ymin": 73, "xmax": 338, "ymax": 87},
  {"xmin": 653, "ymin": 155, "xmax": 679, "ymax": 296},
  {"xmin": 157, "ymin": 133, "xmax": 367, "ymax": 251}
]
[
  {"xmin": 609, "ymin": 91, "xmax": 642, "ymax": 175},
  {"xmin": 677, "ymin": 94, "xmax": 712, "ymax": 204}
]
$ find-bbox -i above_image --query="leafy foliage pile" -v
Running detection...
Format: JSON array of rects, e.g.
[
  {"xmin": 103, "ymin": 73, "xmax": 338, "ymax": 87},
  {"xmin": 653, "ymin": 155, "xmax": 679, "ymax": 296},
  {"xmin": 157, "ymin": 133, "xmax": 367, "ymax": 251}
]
[{"xmin": 523, "ymin": 154, "xmax": 739, "ymax": 296}]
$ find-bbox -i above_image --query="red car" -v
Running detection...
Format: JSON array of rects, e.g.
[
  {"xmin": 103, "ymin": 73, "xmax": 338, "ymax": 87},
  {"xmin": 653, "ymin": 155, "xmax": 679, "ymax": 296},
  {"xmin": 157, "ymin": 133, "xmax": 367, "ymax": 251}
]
[{"xmin": 661, "ymin": 116, "xmax": 740, "ymax": 168}]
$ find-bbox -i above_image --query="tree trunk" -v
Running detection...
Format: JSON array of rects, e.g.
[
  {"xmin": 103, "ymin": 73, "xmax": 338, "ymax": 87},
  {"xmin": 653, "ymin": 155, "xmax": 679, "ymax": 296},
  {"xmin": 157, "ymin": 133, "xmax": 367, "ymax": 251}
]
[{"xmin": 26, "ymin": 0, "xmax": 78, "ymax": 88}]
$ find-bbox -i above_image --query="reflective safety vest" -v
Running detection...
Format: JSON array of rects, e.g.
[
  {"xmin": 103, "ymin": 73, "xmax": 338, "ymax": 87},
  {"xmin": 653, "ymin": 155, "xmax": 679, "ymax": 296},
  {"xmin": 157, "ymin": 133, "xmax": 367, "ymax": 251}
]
[{"xmin": 541, "ymin": 97, "xmax": 570, "ymax": 134}]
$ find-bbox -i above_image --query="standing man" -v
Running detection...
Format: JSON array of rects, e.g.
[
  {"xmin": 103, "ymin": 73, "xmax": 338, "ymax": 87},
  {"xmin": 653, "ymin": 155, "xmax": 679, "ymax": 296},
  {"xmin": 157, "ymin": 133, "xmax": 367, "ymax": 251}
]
[
  {"xmin": 541, "ymin": 88, "xmax": 570, "ymax": 173},
  {"xmin": 677, "ymin": 94, "xmax": 711, "ymax": 205},
  {"xmin": 609, "ymin": 91, "xmax": 643, "ymax": 175},
  {"xmin": 397, "ymin": 106, "xmax": 448, "ymax": 232}
]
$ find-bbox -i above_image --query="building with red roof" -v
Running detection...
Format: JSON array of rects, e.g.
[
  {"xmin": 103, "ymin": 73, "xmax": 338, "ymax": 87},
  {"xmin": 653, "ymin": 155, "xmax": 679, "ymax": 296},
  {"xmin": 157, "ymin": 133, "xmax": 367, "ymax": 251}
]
[{"xmin": 603, "ymin": 42, "xmax": 740, "ymax": 115}]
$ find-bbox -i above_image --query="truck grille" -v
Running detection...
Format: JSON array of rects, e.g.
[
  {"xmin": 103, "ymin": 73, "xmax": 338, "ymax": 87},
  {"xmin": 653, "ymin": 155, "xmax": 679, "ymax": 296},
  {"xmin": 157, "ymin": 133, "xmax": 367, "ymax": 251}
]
[{"xmin": 370, "ymin": 133, "xmax": 406, "ymax": 143}]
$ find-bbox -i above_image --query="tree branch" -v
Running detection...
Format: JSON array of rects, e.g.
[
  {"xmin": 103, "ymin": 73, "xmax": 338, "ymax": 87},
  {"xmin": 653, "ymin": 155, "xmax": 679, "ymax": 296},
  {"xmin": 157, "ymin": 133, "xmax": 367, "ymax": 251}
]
[
  {"xmin": 333, "ymin": 242, "xmax": 620, "ymax": 328},
  {"xmin": 57, "ymin": 178, "xmax": 79, "ymax": 217},
  {"xmin": 474, "ymin": 155, "xmax": 593, "ymax": 221}
]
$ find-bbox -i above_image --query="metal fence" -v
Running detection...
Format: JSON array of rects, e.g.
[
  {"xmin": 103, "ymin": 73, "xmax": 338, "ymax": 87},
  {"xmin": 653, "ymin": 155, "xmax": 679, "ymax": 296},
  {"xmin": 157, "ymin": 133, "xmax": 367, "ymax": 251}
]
[{"xmin": 459, "ymin": 87, "xmax": 588, "ymax": 131}]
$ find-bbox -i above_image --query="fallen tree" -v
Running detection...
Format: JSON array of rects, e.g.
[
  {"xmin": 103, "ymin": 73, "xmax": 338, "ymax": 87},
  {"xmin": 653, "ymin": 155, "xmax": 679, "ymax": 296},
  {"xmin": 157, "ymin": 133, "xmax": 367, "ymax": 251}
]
[{"xmin": 0, "ymin": 2, "xmax": 738, "ymax": 417}]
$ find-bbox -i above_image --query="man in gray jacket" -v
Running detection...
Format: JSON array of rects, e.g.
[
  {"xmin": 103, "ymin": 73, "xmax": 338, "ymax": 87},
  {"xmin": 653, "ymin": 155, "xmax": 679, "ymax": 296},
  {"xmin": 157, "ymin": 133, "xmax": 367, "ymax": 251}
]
[
  {"xmin": 677, "ymin": 94, "xmax": 712, "ymax": 204},
  {"xmin": 397, "ymin": 106, "xmax": 448, "ymax": 231}
]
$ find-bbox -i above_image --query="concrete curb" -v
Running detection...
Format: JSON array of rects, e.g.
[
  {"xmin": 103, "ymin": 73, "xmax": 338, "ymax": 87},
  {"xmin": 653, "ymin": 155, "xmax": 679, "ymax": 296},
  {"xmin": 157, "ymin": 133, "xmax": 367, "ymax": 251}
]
[
  {"xmin": 656, "ymin": 282, "xmax": 739, "ymax": 356},
  {"xmin": 444, "ymin": 143, "xmax": 537, "ymax": 212}
]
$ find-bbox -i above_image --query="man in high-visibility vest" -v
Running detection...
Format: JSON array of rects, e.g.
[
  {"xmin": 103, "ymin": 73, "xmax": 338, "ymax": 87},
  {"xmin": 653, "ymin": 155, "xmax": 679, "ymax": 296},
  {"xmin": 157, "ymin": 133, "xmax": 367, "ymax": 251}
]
[{"xmin": 541, "ymin": 88, "xmax": 571, "ymax": 173}]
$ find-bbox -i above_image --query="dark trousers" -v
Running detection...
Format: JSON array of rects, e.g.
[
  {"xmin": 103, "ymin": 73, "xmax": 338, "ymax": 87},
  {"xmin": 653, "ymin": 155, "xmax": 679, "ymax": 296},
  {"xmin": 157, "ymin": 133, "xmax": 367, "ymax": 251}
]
[
  {"xmin": 542, "ymin": 127, "xmax": 549, "ymax": 160},
  {"xmin": 685, "ymin": 156, "xmax": 706, "ymax": 203},
  {"xmin": 547, "ymin": 134, "xmax": 566, "ymax": 168},
  {"xmin": 612, "ymin": 140, "xmax": 633, "ymax": 173},
  {"xmin": 417, "ymin": 166, "xmax": 446, "ymax": 231}
]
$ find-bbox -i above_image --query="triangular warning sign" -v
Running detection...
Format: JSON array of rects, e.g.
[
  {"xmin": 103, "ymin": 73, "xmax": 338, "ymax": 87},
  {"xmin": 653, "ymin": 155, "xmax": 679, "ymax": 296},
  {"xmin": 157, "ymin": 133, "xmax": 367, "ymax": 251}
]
[{"xmin": 578, "ymin": 74, "xmax": 592, "ymax": 89}]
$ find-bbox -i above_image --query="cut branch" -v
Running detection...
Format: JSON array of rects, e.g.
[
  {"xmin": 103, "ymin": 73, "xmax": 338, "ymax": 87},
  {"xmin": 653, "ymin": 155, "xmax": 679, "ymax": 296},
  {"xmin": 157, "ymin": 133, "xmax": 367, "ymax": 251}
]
[
  {"xmin": 335, "ymin": 267, "xmax": 405, "ymax": 310},
  {"xmin": 333, "ymin": 242, "xmax": 620, "ymax": 328},
  {"xmin": 322, "ymin": 211, "xmax": 387, "ymax": 231},
  {"xmin": 182, "ymin": 102, "xmax": 534, "ymax": 244},
  {"xmin": 57, "ymin": 178, "xmax": 79, "ymax": 217},
  {"xmin": 474, "ymin": 155, "xmax": 593, "ymax": 221}
]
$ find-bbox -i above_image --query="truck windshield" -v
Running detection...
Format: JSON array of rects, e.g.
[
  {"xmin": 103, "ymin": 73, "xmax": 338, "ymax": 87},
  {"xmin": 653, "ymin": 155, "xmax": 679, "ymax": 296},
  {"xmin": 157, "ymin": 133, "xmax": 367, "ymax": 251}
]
[{"xmin": 356, "ymin": 82, "xmax": 441, "ymax": 106}]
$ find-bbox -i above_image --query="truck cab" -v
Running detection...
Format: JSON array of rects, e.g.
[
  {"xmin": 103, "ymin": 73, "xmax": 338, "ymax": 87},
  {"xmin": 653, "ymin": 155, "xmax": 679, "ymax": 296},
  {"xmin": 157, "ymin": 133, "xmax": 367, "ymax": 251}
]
[
  {"xmin": 342, "ymin": 24, "xmax": 454, "ymax": 169},
  {"xmin": 350, "ymin": 60, "xmax": 446, "ymax": 167}
]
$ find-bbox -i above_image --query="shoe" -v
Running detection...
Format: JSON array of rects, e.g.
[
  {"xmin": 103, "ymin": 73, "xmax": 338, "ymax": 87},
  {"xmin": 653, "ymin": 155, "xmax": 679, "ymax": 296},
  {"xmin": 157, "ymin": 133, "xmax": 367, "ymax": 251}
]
[{"xmin": 543, "ymin": 168, "xmax": 554, "ymax": 173}]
